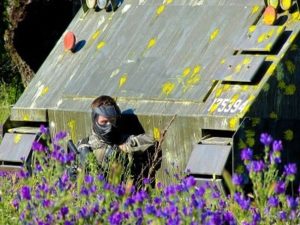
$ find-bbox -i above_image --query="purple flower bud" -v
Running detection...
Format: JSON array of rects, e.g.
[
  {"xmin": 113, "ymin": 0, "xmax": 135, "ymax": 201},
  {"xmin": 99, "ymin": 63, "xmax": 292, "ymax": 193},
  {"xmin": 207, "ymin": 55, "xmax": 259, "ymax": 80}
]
[
  {"xmin": 183, "ymin": 176, "xmax": 196, "ymax": 188},
  {"xmin": 232, "ymin": 173, "xmax": 243, "ymax": 186},
  {"xmin": 260, "ymin": 133, "xmax": 273, "ymax": 146},
  {"xmin": 240, "ymin": 148, "xmax": 253, "ymax": 161},
  {"xmin": 60, "ymin": 206, "xmax": 69, "ymax": 217},
  {"xmin": 272, "ymin": 140, "xmax": 283, "ymax": 152}
]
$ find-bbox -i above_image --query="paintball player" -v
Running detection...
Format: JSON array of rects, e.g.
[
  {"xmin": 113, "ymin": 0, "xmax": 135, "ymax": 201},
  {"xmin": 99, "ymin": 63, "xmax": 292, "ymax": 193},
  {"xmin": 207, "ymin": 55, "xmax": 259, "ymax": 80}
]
[{"xmin": 75, "ymin": 95, "xmax": 161, "ymax": 187}]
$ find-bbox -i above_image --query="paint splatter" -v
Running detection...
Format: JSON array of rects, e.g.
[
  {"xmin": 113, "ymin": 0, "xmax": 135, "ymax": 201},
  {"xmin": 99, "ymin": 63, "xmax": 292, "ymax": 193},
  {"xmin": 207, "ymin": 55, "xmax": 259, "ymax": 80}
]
[
  {"xmin": 147, "ymin": 38, "xmax": 156, "ymax": 49},
  {"xmin": 156, "ymin": 5, "xmax": 165, "ymax": 15},
  {"xmin": 14, "ymin": 134, "xmax": 22, "ymax": 144},
  {"xmin": 97, "ymin": 41, "xmax": 106, "ymax": 50},
  {"xmin": 210, "ymin": 29, "xmax": 219, "ymax": 41},
  {"xmin": 92, "ymin": 30, "xmax": 101, "ymax": 40},
  {"xmin": 182, "ymin": 67, "xmax": 191, "ymax": 77},
  {"xmin": 153, "ymin": 127, "xmax": 160, "ymax": 140},
  {"xmin": 23, "ymin": 115, "xmax": 30, "ymax": 121},
  {"xmin": 119, "ymin": 74, "xmax": 128, "ymax": 88},
  {"xmin": 251, "ymin": 5, "xmax": 260, "ymax": 15},
  {"xmin": 68, "ymin": 120, "xmax": 76, "ymax": 141},
  {"xmin": 40, "ymin": 86, "xmax": 49, "ymax": 96},
  {"xmin": 229, "ymin": 117, "xmax": 239, "ymax": 129},
  {"xmin": 162, "ymin": 82, "xmax": 175, "ymax": 95}
]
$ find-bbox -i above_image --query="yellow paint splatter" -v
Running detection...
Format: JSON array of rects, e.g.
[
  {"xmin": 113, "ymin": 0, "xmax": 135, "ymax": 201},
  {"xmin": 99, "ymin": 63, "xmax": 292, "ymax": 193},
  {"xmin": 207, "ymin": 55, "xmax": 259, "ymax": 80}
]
[
  {"xmin": 67, "ymin": 120, "xmax": 76, "ymax": 141},
  {"xmin": 234, "ymin": 64, "xmax": 242, "ymax": 73},
  {"xmin": 97, "ymin": 41, "xmax": 106, "ymax": 50},
  {"xmin": 284, "ymin": 129, "xmax": 294, "ymax": 141},
  {"xmin": 257, "ymin": 29, "xmax": 275, "ymax": 44},
  {"xmin": 92, "ymin": 30, "xmax": 101, "ymax": 40},
  {"xmin": 248, "ymin": 25, "xmax": 256, "ymax": 34},
  {"xmin": 229, "ymin": 117, "xmax": 239, "ymax": 129},
  {"xmin": 242, "ymin": 57, "xmax": 251, "ymax": 65},
  {"xmin": 40, "ymin": 86, "xmax": 49, "ymax": 96},
  {"xmin": 251, "ymin": 5, "xmax": 260, "ymax": 15},
  {"xmin": 156, "ymin": 5, "xmax": 165, "ymax": 15},
  {"xmin": 285, "ymin": 60, "xmax": 296, "ymax": 74},
  {"xmin": 186, "ymin": 74, "xmax": 201, "ymax": 86},
  {"xmin": 266, "ymin": 63, "xmax": 277, "ymax": 75},
  {"xmin": 165, "ymin": 0, "xmax": 173, "ymax": 4},
  {"xmin": 215, "ymin": 88, "xmax": 223, "ymax": 97},
  {"xmin": 284, "ymin": 84, "xmax": 296, "ymax": 95},
  {"xmin": 119, "ymin": 74, "xmax": 128, "ymax": 88},
  {"xmin": 23, "ymin": 115, "xmax": 30, "ymax": 121},
  {"xmin": 266, "ymin": 55, "xmax": 277, "ymax": 61},
  {"xmin": 210, "ymin": 29, "xmax": 219, "ymax": 41},
  {"xmin": 153, "ymin": 127, "xmax": 160, "ymax": 140},
  {"xmin": 220, "ymin": 59, "xmax": 226, "ymax": 64},
  {"xmin": 182, "ymin": 67, "xmax": 191, "ymax": 77},
  {"xmin": 288, "ymin": 33, "xmax": 297, "ymax": 44},
  {"xmin": 265, "ymin": 43, "xmax": 272, "ymax": 51},
  {"xmin": 147, "ymin": 38, "xmax": 156, "ymax": 49},
  {"xmin": 223, "ymin": 84, "xmax": 230, "ymax": 91},
  {"xmin": 193, "ymin": 65, "xmax": 201, "ymax": 74},
  {"xmin": 162, "ymin": 82, "xmax": 175, "ymax": 95},
  {"xmin": 269, "ymin": 112, "xmax": 278, "ymax": 120},
  {"xmin": 231, "ymin": 94, "xmax": 240, "ymax": 103},
  {"xmin": 240, "ymin": 87, "xmax": 248, "ymax": 93},
  {"xmin": 14, "ymin": 134, "xmax": 22, "ymax": 144},
  {"xmin": 209, "ymin": 103, "xmax": 219, "ymax": 113}
]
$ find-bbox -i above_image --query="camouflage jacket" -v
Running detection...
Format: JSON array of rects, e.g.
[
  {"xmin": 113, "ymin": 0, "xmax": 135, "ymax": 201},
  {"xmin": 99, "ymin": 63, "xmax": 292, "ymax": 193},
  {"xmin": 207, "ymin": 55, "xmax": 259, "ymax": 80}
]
[{"xmin": 76, "ymin": 131, "xmax": 156, "ymax": 167}]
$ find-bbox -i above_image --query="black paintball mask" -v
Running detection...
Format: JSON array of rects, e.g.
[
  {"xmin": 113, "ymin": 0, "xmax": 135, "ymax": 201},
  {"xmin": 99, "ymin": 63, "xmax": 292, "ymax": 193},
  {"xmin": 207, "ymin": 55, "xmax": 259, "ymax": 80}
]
[{"xmin": 92, "ymin": 105, "xmax": 121, "ymax": 145}]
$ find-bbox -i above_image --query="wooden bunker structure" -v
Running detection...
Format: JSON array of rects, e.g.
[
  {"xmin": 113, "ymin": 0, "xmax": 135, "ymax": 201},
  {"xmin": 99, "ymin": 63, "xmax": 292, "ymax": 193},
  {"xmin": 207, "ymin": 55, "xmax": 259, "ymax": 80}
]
[{"xmin": 2, "ymin": 0, "xmax": 300, "ymax": 191}]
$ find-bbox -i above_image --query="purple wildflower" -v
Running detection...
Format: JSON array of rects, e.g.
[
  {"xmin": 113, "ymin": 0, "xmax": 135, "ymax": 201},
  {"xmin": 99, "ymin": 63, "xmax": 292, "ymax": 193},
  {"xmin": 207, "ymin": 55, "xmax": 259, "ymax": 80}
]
[
  {"xmin": 84, "ymin": 175, "xmax": 94, "ymax": 184},
  {"xmin": 240, "ymin": 148, "xmax": 253, "ymax": 161},
  {"xmin": 278, "ymin": 211, "xmax": 287, "ymax": 221},
  {"xmin": 40, "ymin": 124, "xmax": 48, "ymax": 134},
  {"xmin": 260, "ymin": 133, "xmax": 273, "ymax": 145},
  {"xmin": 20, "ymin": 186, "xmax": 31, "ymax": 200},
  {"xmin": 274, "ymin": 181, "xmax": 286, "ymax": 194},
  {"xmin": 42, "ymin": 199, "xmax": 52, "ymax": 208},
  {"xmin": 268, "ymin": 196, "xmax": 279, "ymax": 207},
  {"xmin": 60, "ymin": 206, "xmax": 69, "ymax": 217},
  {"xmin": 272, "ymin": 140, "xmax": 283, "ymax": 152},
  {"xmin": 232, "ymin": 173, "xmax": 243, "ymax": 186},
  {"xmin": 183, "ymin": 176, "xmax": 196, "ymax": 188},
  {"xmin": 286, "ymin": 196, "xmax": 298, "ymax": 209},
  {"xmin": 54, "ymin": 131, "xmax": 67, "ymax": 142},
  {"xmin": 248, "ymin": 160, "xmax": 265, "ymax": 173},
  {"xmin": 143, "ymin": 178, "xmax": 151, "ymax": 185},
  {"xmin": 233, "ymin": 192, "xmax": 250, "ymax": 210},
  {"xmin": 32, "ymin": 141, "xmax": 45, "ymax": 152},
  {"xmin": 284, "ymin": 163, "xmax": 297, "ymax": 176}
]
